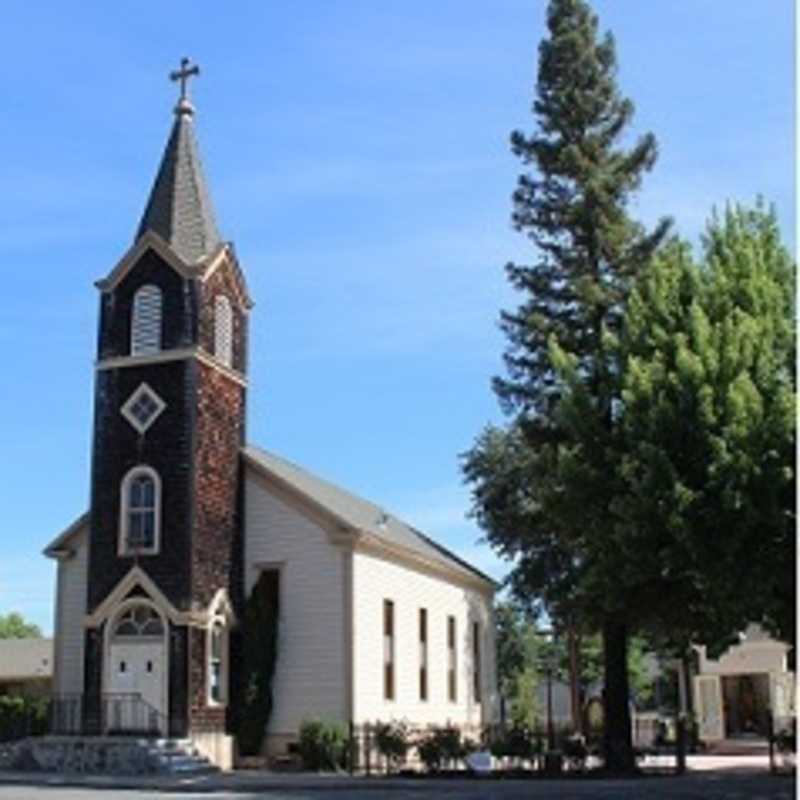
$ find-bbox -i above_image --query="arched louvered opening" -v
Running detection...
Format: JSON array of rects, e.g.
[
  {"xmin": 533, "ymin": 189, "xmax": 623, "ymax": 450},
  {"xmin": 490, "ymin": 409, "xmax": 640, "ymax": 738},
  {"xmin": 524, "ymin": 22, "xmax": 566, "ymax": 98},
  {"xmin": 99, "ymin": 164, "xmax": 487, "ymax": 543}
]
[
  {"xmin": 131, "ymin": 285, "xmax": 163, "ymax": 355},
  {"xmin": 214, "ymin": 295, "xmax": 233, "ymax": 367}
]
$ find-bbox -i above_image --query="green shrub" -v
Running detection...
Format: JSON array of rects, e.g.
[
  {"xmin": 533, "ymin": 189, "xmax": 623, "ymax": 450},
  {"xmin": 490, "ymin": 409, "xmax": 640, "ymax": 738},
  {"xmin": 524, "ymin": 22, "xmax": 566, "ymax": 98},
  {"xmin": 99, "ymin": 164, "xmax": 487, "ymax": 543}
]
[
  {"xmin": 562, "ymin": 733, "xmax": 588, "ymax": 769},
  {"xmin": 416, "ymin": 726, "xmax": 466, "ymax": 772},
  {"xmin": 373, "ymin": 720, "xmax": 409, "ymax": 772},
  {"xmin": 776, "ymin": 726, "xmax": 796, "ymax": 754},
  {"xmin": 0, "ymin": 695, "xmax": 48, "ymax": 740},
  {"xmin": 298, "ymin": 718, "xmax": 348, "ymax": 771},
  {"xmin": 489, "ymin": 724, "xmax": 539, "ymax": 760}
]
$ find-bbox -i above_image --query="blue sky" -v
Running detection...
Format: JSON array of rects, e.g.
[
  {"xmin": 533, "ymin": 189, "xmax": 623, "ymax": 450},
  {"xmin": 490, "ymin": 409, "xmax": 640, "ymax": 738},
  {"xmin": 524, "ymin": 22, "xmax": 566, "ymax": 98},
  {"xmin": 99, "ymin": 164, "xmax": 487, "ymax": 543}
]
[{"xmin": 1, "ymin": 2, "xmax": 793, "ymax": 634}]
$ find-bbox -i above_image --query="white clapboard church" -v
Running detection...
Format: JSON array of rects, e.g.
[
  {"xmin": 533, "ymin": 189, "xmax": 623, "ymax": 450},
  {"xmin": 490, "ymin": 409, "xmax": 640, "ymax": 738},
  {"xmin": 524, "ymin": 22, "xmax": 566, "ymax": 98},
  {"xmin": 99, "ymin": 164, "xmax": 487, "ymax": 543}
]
[{"xmin": 43, "ymin": 61, "xmax": 497, "ymax": 769}]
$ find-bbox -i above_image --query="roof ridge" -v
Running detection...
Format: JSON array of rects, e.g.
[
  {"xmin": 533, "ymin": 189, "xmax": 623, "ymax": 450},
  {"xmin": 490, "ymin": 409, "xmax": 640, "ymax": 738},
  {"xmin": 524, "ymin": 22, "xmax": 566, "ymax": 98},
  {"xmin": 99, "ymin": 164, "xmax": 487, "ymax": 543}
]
[
  {"xmin": 244, "ymin": 445, "xmax": 387, "ymax": 517},
  {"xmin": 243, "ymin": 445, "xmax": 496, "ymax": 587}
]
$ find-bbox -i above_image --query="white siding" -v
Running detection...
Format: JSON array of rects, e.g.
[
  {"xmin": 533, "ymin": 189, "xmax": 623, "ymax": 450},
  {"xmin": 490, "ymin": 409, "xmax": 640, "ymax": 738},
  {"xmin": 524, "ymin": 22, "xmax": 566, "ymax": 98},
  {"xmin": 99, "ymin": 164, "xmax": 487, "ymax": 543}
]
[
  {"xmin": 244, "ymin": 471, "xmax": 346, "ymax": 735},
  {"xmin": 54, "ymin": 531, "xmax": 88, "ymax": 696},
  {"xmin": 352, "ymin": 550, "xmax": 496, "ymax": 728}
]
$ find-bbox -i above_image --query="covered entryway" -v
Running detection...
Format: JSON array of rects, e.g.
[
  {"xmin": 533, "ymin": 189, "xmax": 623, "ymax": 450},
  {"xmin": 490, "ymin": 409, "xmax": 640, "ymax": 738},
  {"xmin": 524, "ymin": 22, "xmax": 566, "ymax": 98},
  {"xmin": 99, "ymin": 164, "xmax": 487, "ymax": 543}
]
[
  {"xmin": 721, "ymin": 674, "xmax": 771, "ymax": 737},
  {"xmin": 105, "ymin": 602, "xmax": 168, "ymax": 735}
]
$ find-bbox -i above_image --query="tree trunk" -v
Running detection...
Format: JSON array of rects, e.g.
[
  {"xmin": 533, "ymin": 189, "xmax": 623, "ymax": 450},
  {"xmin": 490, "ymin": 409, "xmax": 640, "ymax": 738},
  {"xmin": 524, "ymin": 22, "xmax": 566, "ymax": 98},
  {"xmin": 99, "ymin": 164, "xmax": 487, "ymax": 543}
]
[{"xmin": 602, "ymin": 619, "xmax": 635, "ymax": 773}]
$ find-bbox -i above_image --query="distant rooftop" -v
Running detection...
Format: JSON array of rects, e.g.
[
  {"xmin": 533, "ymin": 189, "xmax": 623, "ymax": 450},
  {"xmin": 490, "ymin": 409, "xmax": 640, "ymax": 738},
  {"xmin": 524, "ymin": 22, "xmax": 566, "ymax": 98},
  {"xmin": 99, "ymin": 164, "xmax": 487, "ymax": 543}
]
[{"xmin": 0, "ymin": 638, "xmax": 53, "ymax": 681}]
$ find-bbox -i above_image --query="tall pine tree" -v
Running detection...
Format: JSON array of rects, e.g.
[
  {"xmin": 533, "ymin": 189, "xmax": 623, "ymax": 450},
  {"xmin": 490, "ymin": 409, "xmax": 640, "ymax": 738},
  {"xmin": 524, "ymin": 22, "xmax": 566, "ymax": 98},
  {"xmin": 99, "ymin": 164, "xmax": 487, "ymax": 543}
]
[{"xmin": 466, "ymin": 0, "xmax": 669, "ymax": 771}]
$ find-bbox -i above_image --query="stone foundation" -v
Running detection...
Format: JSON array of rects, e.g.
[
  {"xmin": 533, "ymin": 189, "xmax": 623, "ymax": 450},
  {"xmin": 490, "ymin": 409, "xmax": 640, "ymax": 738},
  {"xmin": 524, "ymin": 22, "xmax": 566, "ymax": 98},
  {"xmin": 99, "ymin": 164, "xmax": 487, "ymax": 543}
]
[{"xmin": 11, "ymin": 737, "xmax": 156, "ymax": 775}]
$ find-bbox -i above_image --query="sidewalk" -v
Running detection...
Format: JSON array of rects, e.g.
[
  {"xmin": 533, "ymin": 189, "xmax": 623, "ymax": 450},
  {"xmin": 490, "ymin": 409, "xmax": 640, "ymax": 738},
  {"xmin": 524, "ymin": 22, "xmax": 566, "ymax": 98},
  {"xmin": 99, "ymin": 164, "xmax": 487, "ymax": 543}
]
[{"xmin": 0, "ymin": 754, "xmax": 780, "ymax": 794}]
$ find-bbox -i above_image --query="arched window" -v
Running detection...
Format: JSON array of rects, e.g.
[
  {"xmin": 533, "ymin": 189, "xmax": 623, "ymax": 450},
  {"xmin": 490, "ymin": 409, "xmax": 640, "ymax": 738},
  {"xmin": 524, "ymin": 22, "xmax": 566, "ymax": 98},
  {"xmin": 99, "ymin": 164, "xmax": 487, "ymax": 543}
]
[
  {"xmin": 131, "ymin": 285, "xmax": 163, "ymax": 356},
  {"xmin": 112, "ymin": 604, "xmax": 165, "ymax": 639},
  {"xmin": 208, "ymin": 619, "xmax": 228, "ymax": 705},
  {"xmin": 119, "ymin": 466, "xmax": 161, "ymax": 555},
  {"xmin": 214, "ymin": 295, "xmax": 233, "ymax": 367}
]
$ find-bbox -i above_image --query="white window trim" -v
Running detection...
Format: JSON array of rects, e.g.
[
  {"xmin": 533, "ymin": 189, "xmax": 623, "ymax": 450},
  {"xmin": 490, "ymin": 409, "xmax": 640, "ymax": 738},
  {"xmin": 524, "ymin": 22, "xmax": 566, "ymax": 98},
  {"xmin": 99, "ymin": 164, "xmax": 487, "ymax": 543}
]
[
  {"xmin": 118, "ymin": 465, "xmax": 162, "ymax": 557},
  {"xmin": 130, "ymin": 284, "xmax": 163, "ymax": 356},
  {"xmin": 120, "ymin": 382, "xmax": 167, "ymax": 435},
  {"xmin": 207, "ymin": 616, "xmax": 229, "ymax": 707}
]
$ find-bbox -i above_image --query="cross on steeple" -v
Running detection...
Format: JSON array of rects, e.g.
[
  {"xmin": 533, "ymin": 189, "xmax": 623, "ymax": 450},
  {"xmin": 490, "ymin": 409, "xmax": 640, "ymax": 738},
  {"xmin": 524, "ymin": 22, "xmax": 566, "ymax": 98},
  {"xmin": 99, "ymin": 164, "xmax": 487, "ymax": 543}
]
[{"xmin": 170, "ymin": 57, "xmax": 200, "ymax": 114}]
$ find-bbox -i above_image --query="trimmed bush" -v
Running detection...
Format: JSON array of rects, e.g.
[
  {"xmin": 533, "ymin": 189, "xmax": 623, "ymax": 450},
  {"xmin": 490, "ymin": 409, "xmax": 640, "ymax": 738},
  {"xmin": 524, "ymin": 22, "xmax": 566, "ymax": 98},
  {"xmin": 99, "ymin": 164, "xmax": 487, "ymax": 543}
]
[
  {"xmin": 416, "ymin": 726, "xmax": 466, "ymax": 772},
  {"xmin": 298, "ymin": 718, "xmax": 348, "ymax": 771},
  {"xmin": 489, "ymin": 724, "xmax": 540, "ymax": 761},
  {"xmin": 373, "ymin": 720, "xmax": 409, "ymax": 772},
  {"xmin": 562, "ymin": 733, "xmax": 588, "ymax": 770}
]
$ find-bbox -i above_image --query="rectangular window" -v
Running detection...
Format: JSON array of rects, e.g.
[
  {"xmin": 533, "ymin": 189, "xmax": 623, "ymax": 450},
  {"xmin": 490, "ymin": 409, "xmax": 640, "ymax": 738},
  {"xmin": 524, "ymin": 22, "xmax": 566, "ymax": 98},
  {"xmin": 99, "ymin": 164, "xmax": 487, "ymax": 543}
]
[
  {"xmin": 447, "ymin": 615, "xmax": 457, "ymax": 702},
  {"xmin": 383, "ymin": 600, "xmax": 395, "ymax": 701},
  {"xmin": 473, "ymin": 621, "xmax": 481, "ymax": 703},
  {"xmin": 419, "ymin": 608, "xmax": 428, "ymax": 701}
]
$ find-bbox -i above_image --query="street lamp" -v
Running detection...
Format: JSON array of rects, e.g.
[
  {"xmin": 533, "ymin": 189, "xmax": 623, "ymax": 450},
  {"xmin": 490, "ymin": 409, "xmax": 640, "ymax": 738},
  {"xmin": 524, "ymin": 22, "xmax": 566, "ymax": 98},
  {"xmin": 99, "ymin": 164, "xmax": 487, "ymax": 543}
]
[{"xmin": 538, "ymin": 628, "xmax": 559, "ymax": 751}]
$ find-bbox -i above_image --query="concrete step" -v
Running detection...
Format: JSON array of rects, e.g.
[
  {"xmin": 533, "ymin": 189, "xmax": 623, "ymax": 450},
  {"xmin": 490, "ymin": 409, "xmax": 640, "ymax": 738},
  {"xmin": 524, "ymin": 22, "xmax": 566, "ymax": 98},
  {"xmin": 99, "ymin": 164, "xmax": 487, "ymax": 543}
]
[
  {"xmin": 706, "ymin": 738, "xmax": 769, "ymax": 756},
  {"xmin": 142, "ymin": 737, "xmax": 219, "ymax": 775}
]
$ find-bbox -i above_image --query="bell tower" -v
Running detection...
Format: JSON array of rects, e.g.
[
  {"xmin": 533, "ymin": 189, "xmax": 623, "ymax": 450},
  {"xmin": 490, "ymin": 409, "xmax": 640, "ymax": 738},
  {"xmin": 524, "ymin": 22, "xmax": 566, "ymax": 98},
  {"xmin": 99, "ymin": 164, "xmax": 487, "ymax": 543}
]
[{"xmin": 83, "ymin": 60, "xmax": 251, "ymax": 743}]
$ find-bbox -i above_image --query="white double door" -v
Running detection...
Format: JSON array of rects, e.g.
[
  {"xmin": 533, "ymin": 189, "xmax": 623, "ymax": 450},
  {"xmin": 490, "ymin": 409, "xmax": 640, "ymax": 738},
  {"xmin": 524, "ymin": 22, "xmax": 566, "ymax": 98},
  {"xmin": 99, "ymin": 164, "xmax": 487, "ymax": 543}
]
[{"xmin": 107, "ymin": 640, "xmax": 166, "ymax": 733}]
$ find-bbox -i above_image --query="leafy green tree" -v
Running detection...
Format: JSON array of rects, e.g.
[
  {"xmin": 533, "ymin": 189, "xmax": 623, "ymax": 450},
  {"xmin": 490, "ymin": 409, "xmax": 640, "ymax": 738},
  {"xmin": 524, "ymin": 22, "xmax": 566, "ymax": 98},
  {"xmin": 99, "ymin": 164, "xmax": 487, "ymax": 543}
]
[
  {"xmin": 616, "ymin": 203, "xmax": 796, "ymax": 651},
  {"xmin": 494, "ymin": 601, "xmax": 543, "ymax": 726},
  {"xmin": 572, "ymin": 632, "xmax": 657, "ymax": 708},
  {"xmin": 466, "ymin": 0, "xmax": 668, "ymax": 771},
  {"xmin": 494, "ymin": 601, "xmax": 528, "ymax": 698},
  {"xmin": 0, "ymin": 613, "xmax": 41, "ymax": 639},
  {"xmin": 494, "ymin": 602, "xmax": 662, "ymax": 730}
]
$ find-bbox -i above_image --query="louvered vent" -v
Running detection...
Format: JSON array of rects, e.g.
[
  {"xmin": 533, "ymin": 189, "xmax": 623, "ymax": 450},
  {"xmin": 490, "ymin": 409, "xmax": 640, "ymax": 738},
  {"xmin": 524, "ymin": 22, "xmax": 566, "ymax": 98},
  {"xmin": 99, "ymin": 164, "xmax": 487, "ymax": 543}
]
[
  {"xmin": 131, "ymin": 285, "xmax": 163, "ymax": 355},
  {"xmin": 214, "ymin": 295, "xmax": 233, "ymax": 367}
]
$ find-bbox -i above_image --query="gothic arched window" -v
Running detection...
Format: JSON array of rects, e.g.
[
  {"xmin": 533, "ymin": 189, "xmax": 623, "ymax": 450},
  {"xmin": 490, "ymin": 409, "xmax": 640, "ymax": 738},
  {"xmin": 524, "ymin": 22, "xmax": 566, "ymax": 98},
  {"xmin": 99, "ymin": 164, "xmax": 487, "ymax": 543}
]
[
  {"xmin": 208, "ymin": 618, "xmax": 228, "ymax": 705},
  {"xmin": 214, "ymin": 295, "xmax": 233, "ymax": 367},
  {"xmin": 119, "ymin": 466, "xmax": 161, "ymax": 555},
  {"xmin": 112, "ymin": 604, "xmax": 165, "ymax": 639},
  {"xmin": 131, "ymin": 285, "xmax": 163, "ymax": 356}
]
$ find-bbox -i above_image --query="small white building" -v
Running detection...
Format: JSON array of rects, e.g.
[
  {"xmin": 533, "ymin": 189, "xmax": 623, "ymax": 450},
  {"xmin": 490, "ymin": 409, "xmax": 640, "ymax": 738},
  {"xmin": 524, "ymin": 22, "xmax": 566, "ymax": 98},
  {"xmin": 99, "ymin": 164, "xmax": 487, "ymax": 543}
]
[{"xmin": 693, "ymin": 625, "xmax": 795, "ymax": 742}]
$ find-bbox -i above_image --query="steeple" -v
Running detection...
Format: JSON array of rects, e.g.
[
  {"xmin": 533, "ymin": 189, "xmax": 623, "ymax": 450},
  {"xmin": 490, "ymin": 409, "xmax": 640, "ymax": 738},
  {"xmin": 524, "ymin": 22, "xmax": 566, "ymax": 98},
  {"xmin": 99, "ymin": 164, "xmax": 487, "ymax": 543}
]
[{"xmin": 135, "ymin": 58, "xmax": 221, "ymax": 264}]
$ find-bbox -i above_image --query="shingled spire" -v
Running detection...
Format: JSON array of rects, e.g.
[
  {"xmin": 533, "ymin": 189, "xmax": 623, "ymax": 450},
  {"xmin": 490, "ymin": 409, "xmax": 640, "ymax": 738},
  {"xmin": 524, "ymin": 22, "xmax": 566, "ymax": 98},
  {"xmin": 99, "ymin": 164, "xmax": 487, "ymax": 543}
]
[{"xmin": 136, "ymin": 58, "xmax": 221, "ymax": 264}]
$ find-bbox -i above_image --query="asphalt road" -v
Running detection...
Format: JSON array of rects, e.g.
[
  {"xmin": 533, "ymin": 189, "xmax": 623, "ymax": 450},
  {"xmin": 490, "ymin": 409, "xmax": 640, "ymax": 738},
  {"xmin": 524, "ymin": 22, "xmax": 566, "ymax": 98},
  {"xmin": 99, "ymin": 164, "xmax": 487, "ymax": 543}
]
[{"xmin": 0, "ymin": 773, "xmax": 794, "ymax": 800}]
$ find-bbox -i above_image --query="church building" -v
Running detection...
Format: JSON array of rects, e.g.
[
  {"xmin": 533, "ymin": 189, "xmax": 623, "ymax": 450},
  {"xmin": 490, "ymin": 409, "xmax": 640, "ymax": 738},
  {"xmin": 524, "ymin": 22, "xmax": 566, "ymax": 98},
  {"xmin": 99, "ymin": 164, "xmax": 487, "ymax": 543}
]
[{"xmin": 43, "ymin": 62, "xmax": 497, "ymax": 769}]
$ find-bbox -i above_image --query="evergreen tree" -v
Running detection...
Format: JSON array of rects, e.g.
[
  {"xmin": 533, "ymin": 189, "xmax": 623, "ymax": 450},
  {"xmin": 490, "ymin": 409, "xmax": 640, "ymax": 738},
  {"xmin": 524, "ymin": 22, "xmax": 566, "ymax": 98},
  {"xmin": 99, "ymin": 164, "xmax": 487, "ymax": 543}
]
[
  {"xmin": 617, "ymin": 203, "xmax": 796, "ymax": 651},
  {"xmin": 236, "ymin": 571, "xmax": 280, "ymax": 755},
  {"xmin": 466, "ymin": 0, "xmax": 668, "ymax": 771}
]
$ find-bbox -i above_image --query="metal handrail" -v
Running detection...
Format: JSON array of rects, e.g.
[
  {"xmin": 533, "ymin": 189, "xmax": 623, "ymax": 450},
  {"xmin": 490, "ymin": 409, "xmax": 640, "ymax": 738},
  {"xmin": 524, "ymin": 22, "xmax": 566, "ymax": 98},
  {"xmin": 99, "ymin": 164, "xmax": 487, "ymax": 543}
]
[
  {"xmin": 102, "ymin": 691, "xmax": 167, "ymax": 736},
  {"xmin": 49, "ymin": 692, "xmax": 168, "ymax": 737},
  {"xmin": 49, "ymin": 693, "xmax": 83, "ymax": 735}
]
